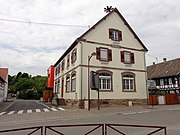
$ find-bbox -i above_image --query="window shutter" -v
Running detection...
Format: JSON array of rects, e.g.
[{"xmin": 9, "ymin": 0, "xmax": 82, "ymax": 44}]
[
  {"xmin": 131, "ymin": 53, "xmax": 135, "ymax": 64},
  {"xmin": 74, "ymin": 48, "xmax": 77, "ymax": 62},
  {"xmin": 96, "ymin": 48, "xmax": 100, "ymax": 60},
  {"xmin": 109, "ymin": 29, "xmax": 113, "ymax": 39},
  {"xmin": 108, "ymin": 49, "xmax": 112, "ymax": 61},
  {"xmin": 71, "ymin": 53, "xmax": 73, "ymax": 63},
  {"xmin": 118, "ymin": 31, "xmax": 122, "ymax": 41},
  {"xmin": 121, "ymin": 51, "xmax": 124, "ymax": 62}
]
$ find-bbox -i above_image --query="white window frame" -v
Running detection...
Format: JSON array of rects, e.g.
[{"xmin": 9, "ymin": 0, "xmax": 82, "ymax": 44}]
[
  {"xmin": 122, "ymin": 73, "xmax": 135, "ymax": 92},
  {"xmin": 71, "ymin": 74, "xmax": 76, "ymax": 92},
  {"xmin": 100, "ymin": 48, "xmax": 108, "ymax": 61},
  {"xmin": 112, "ymin": 30, "xmax": 119, "ymax": 40},
  {"xmin": 66, "ymin": 76, "xmax": 70, "ymax": 92},
  {"xmin": 160, "ymin": 79, "xmax": 164, "ymax": 86},
  {"xmin": 99, "ymin": 74, "xmax": 111, "ymax": 90},
  {"xmin": 124, "ymin": 52, "xmax": 131, "ymax": 63}
]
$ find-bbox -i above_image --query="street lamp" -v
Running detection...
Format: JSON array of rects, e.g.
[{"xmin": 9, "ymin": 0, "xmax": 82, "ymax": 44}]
[{"xmin": 88, "ymin": 52, "xmax": 96, "ymax": 111}]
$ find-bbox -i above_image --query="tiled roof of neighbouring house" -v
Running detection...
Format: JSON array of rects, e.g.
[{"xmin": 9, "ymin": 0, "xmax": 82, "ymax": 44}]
[
  {"xmin": 0, "ymin": 68, "xmax": 8, "ymax": 82},
  {"xmin": 147, "ymin": 58, "xmax": 180, "ymax": 79}
]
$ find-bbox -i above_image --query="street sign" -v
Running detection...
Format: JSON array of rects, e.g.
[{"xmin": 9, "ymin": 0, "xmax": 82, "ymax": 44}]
[{"xmin": 147, "ymin": 80, "xmax": 156, "ymax": 89}]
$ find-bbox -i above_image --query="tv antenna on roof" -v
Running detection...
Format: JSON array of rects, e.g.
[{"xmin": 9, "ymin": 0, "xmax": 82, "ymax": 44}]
[{"xmin": 104, "ymin": 6, "xmax": 114, "ymax": 13}]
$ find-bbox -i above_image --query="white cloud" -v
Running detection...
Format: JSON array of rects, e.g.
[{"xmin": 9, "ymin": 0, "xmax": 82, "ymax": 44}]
[{"xmin": 0, "ymin": 0, "xmax": 179, "ymax": 75}]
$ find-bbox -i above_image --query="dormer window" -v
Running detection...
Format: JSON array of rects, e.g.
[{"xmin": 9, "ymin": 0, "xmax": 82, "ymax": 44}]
[{"xmin": 109, "ymin": 28, "xmax": 122, "ymax": 41}]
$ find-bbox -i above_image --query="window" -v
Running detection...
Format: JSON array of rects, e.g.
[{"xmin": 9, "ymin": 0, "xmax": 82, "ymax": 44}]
[
  {"xmin": 122, "ymin": 73, "xmax": 135, "ymax": 92},
  {"xmin": 71, "ymin": 73, "xmax": 76, "ymax": 92},
  {"xmin": 109, "ymin": 28, "xmax": 122, "ymax": 41},
  {"xmin": 66, "ymin": 75, "xmax": 70, "ymax": 92},
  {"xmin": 71, "ymin": 48, "xmax": 77, "ymax": 64},
  {"xmin": 121, "ymin": 51, "xmax": 134, "ymax": 64},
  {"xmin": 57, "ymin": 79, "xmax": 60, "ymax": 93},
  {"xmin": 98, "ymin": 71, "xmax": 112, "ymax": 91},
  {"xmin": 160, "ymin": 79, "xmax": 164, "ymax": 86},
  {"xmin": 57, "ymin": 64, "xmax": 60, "ymax": 74},
  {"xmin": 55, "ymin": 80, "xmax": 57, "ymax": 93},
  {"xmin": 169, "ymin": 78, "xmax": 172, "ymax": 85},
  {"xmin": 55, "ymin": 67, "xmax": 58, "ymax": 76},
  {"xmin": 61, "ymin": 60, "xmax": 65, "ymax": 71},
  {"xmin": 67, "ymin": 55, "xmax": 70, "ymax": 68},
  {"xmin": 96, "ymin": 47, "xmax": 112, "ymax": 61}
]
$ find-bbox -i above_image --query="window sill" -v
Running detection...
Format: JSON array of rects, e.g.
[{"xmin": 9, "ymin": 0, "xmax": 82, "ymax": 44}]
[{"xmin": 97, "ymin": 90, "xmax": 113, "ymax": 92}]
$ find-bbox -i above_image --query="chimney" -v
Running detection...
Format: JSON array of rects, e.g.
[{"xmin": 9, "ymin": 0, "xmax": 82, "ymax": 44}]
[{"xmin": 163, "ymin": 58, "xmax": 167, "ymax": 62}]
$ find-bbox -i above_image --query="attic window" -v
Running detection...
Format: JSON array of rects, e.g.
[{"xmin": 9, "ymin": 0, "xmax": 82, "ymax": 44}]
[{"xmin": 109, "ymin": 28, "xmax": 122, "ymax": 41}]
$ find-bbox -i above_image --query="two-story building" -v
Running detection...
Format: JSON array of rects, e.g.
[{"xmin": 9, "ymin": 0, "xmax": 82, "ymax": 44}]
[{"xmin": 53, "ymin": 8, "xmax": 148, "ymax": 108}]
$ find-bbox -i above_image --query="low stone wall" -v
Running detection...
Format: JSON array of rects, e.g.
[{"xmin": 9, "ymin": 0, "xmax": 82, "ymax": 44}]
[{"xmin": 63, "ymin": 98, "xmax": 147, "ymax": 109}]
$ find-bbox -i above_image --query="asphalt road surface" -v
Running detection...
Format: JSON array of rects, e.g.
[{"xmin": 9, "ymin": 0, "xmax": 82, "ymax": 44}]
[{"xmin": 0, "ymin": 103, "xmax": 180, "ymax": 134}]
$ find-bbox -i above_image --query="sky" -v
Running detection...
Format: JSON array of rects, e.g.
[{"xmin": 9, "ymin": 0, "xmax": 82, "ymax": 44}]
[{"xmin": 0, "ymin": 0, "xmax": 179, "ymax": 76}]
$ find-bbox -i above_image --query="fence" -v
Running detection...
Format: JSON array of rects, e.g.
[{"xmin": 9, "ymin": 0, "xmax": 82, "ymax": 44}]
[
  {"xmin": 0, "ymin": 123, "xmax": 167, "ymax": 135},
  {"xmin": 0, "ymin": 126, "xmax": 43, "ymax": 135}
]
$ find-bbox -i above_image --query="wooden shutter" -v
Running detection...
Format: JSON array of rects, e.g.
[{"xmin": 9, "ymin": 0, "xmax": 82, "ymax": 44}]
[
  {"xmin": 118, "ymin": 31, "xmax": 122, "ymax": 41},
  {"xmin": 131, "ymin": 53, "xmax": 135, "ymax": 64},
  {"xmin": 71, "ymin": 52, "xmax": 73, "ymax": 63},
  {"xmin": 108, "ymin": 49, "xmax": 112, "ymax": 61},
  {"xmin": 121, "ymin": 51, "xmax": 124, "ymax": 62},
  {"xmin": 96, "ymin": 48, "xmax": 100, "ymax": 60},
  {"xmin": 109, "ymin": 29, "xmax": 113, "ymax": 39}
]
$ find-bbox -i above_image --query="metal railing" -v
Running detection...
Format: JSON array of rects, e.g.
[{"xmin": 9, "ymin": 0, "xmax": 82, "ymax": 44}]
[
  {"xmin": 0, "ymin": 124, "xmax": 167, "ymax": 135},
  {"xmin": 45, "ymin": 124, "xmax": 104, "ymax": 135},
  {"xmin": 0, "ymin": 126, "xmax": 43, "ymax": 135},
  {"xmin": 105, "ymin": 124, "xmax": 167, "ymax": 135}
]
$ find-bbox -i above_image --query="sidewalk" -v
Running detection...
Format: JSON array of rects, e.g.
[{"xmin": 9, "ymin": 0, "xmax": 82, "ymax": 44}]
[{"xmin": 0, "ymin": 98, "xmax": 14, "ymax": 112}]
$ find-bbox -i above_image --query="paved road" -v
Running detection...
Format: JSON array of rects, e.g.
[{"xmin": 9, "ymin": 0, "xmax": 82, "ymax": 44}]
[
  {"xmin": 0, "ymin": 99, "xmax": 65, "ymax": 116},
  {"xmin": 0, "ymin": 104, "xmax": 180, "ymax": 134}
]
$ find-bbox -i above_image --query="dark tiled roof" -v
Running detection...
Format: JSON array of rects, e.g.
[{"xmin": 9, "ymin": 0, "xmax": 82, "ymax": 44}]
[{"xmin": 147, "ymin": 58, "xmax": 180, "ymax": 79}]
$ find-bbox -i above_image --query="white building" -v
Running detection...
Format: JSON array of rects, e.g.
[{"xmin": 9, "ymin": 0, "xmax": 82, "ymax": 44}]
[{"xmin": 54, "ymin": 8, "xmax": 148, "ymax": 108}]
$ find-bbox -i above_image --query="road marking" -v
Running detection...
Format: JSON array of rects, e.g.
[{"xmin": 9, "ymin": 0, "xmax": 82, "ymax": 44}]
[
  {"xmin": 43, "ymin": 108, "xmax": 50, "ymax": 112},
  {"xmin": 36, "ymin": 101, "xmax": 51, "ymax": 109},
  {"xmin": 168, "ymin": 108, "xmax": 180, "ymax": 111},
  {"xmin": 7, "ymin": 111, "xmax": 15, "ymax": 115},
  {"xmin": 58, "ymin": 107, "xmax": 65, "ymax": 111},
  {"xmin": 0, "ymin": 112, "xmax": 6, "ymax": 116},
  {"xmin": 35, "ymin": 109, "xmax": 41, "ymax": 112},
  {"xmin": 17, "ymin": 110, "xmax": 24, "ymax": 114},
  {"xmin": 27, "ymin": 109, "xmax": 32, "ymax": 113},
  {"xmin": 122, "ymin": 110, "xmax": 151, "ymax": 115},
  {"xmin": 51, "ymin": 108, "xmax": 58, "ymax": 111}
]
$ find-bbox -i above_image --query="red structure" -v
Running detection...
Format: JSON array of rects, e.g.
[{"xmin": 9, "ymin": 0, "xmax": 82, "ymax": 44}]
[
  {"xmin": 43, "ymin": 65, "xmax": 54, "ymax": 102},
  {"xmin": 47, "ymin": 65, "xmax": 54, "ymax": 89}
]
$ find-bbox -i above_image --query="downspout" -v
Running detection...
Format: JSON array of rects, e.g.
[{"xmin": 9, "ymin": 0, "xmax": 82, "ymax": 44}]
[
  {"xmin": 144, "ymin": 51, "xmax": 149, "ymax": 105},
  {"xmin": 79, "ymin": 40, "xmax": 83, "ymax": 107}
]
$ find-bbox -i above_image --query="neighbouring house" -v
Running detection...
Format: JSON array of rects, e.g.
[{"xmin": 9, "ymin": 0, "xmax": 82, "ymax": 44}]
[
  {"xmin": 53, "ymin": 8, "xmax": 148, "ymax": 108},
  {"xmin": 43, "ymin": 65, "xmax": 54, "ymax": 102},
  {"xmin": 147, "ymin": 58, "xmax": 180, "ymax": 105},
  {"xmin": 0, "ymin": 68, "xmax": 8, "ymax": 102}
]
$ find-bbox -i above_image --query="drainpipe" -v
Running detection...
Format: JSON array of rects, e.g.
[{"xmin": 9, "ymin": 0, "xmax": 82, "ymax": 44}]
[
  {"xmin": 144, "ymin": 52, "xmax": 149, "ymax": 105},
  {"xmin": 79, "ymin": 40, "xmax": 83, "ymax": 107}
]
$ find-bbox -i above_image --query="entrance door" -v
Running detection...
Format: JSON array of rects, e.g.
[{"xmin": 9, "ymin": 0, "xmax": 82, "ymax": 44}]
[{"xmin": 61, "ymin": 78, "xmax": 64, "ymax": 98}]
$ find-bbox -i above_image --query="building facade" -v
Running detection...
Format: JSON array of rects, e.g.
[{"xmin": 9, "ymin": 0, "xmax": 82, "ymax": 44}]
[
  {"xmin": 53, "ymin": 8, "xmax": 148, "ymax": 108},
  {"xmin": 0, "ymin": 68, "xmax": 8, "ymax": 102},
  {"xmin": 147, "ymin": 58, "xmax": 180, "ymax": 94}
]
